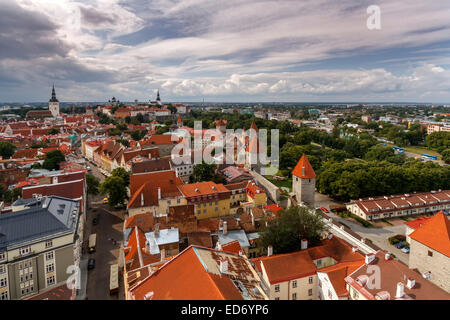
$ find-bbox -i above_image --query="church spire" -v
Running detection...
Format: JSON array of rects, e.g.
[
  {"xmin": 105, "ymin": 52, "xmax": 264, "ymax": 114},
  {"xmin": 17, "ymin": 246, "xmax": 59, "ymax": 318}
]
[
  {"xmin": 50, "ymin": 84, "xmax": 58, "ymax": 102},
  {"xmin": 156, "ymin": 90, "xmax": 161, "ymax": 101}
]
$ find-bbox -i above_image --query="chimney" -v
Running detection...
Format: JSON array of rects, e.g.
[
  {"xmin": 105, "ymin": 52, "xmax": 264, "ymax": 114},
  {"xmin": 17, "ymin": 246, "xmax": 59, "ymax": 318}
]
[
  {"xmin": 302, "ymin": 166, "xmax": 305, "ymax": 176},
  {"xmin": 365, "ymin": 253, "xmax": 375, "ymax": 265},
  {"xmin": 141, "ymin": 193, "xmax": 144, "ymax": 206},
  {"xmin": 223, "ymin": 221, "xmax": 227, "ymax": 235},
  {"xmin": 144, "ymin": 292, "xmax": 154, "ymax": 300},
  {"xmin": 154, "ymin": 223, "xmax": 160, "ymax": 237},
  {"xmin": 395, "ymin": 282, "xmax": 405, "ymax": 299},
  {"xmin": 385, "ymin": 252, "xmax": 391, "ymax": 260},
  {"xmin": 301, "ymin": 239, "xmax": 308, "ymax": 250},
  {"xmin": 52, "ymin": 176, "xmax": 58, "ymax": 184},
  {"xmin": 352, "ymin": 246, "xmax": 358, "ymax": 253},
  {"xmin": 157, "ymin": 187, "xmax": 161, "ymax": 200},
  {"xmin": 219, "ymin": 258, "xmax": 228, "ymax": 274},
  {"xmin": 160, "ymin": 248, "xmax": 166, "ymax": 261},
  {"xmin": 267, "ymin": 245, "xmax": 273, "ymax": 257},
  {"xmin": 406, "ymin": 278, "xmax": 416, "ymax": 289},
  {"xmin": 238, "ymin": 250, "xmax": 243, "ymax": 256}
]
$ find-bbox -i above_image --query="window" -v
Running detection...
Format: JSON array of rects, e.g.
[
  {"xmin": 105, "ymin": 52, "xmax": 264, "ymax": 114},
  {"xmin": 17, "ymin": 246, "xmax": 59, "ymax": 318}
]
[
  {"xmin": 19, "ymin": 246, "xmax": 31, "ymax": 256},
  {"xmin": 309, "ymin": 276, "xmax": 313, "ymax": 284},
  {"xmin": 45, "ymin": 240, "xmax": 53, "ymax": 248},
  {"xmin": 318, "ymin": 279, "xmax": 322, "ymax": 288},
  {"xmin": 353, "ymin": 290, "xmax": 359, "ymax": 299},
  {"xmin": 46, "ymin": 275, "xmax": 55, "ymax": 286},
  {"xmin": 274, "ymin": 284, "xmax": 280, "ymax": 292},
  {"xmin": 316, "ymin": 259, "xmax": 322, "ymax": 267},
  {"xmin": 328, "ymin": 290, "xmax": 332, "ymax": 299},
  {"xmin": 0, "ymin": 252, "xmax": 5, "ymax": 261},
  {"xmin": 308, "ymin": 289, "xmax": 313, "ymax": 296},
  {"xmin": 274, "ymin": 297, "xmax": 280, "ymax": 300},
  {"xmin": 215, "ymin": 207, "xmax": 218, "ymax": 212},
  {"xmin": 292, "ymin": 293, "xmax": 297, "ymax": 300},
  {"xmin": 46, "ymin": 263, "xmax": 55, "ymax": 274},
  {"xmin": 197, "ymin": 210, "xmax": 201, "ymax": 215},
  {"xmin": 46, "ymin": 251, "xmax": 54, "ymax": 260},
  {"xmin": 203, "ymin": 209, "xmax": 206, "ymax": 214},
  {"xmin": 0, "ymin": 278, "xmax": 7, "ymax": 288},
  {"xmin": 0, "ymin": 265, "xmax": 5, "ymax": 274},
  {"xmin": 0, "ymin": 291, "xmax": 7, "ymax": 300},
  {"xmin": 428, "ymin": 250, "xmax": 433, "ymax": 257},
  {"xmin": 292, "ymin": 280, "xmax": 297, "ymax": 288}
]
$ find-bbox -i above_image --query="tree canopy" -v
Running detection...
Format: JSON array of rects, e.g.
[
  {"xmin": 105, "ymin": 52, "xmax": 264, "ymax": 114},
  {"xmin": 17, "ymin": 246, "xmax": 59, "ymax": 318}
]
[
  {"xmin": 0, "ymin": 141, "xmax": 16, "ymax": 159},
  {"xmin": 86, "ymin": 174, "xmax": 100, "ymax": 195},
  {"xmin": 258, "ymin": 206, "xmax": 328, "ymax": 254},
  {"xmin": 42, "ymin": 150, "xmax": 65, "ymax": 170},
  {"xmin": 99, "ymin": 176, "xmax": 127, "ymax": 207}
]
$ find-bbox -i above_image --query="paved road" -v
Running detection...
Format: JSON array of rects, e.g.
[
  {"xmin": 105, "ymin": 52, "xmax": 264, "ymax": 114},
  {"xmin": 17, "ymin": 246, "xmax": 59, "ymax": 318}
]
[
  {"xmin": 314, "ymin": 192, "xmax": 410, "ymax": 264},
  {"xmin": 85, "ymin": 203, "xmax": 125, "ymax": 300}
]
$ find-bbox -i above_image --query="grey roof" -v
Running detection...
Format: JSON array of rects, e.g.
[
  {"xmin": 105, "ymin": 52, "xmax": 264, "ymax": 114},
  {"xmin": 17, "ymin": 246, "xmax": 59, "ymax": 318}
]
[
  {"xmin": 12, "ymin": 198, "xmax": 38, "ymax": 206},
  {"xmin": 145, "ymin": 227, "xmax": 179, "ymax": 255},
  {"xmin": 218, "ymin": 230, "xmax": 250, "ymax": 248},
  {"xmin": 0, "ymin": 196, "xmax": 80, "ymax": 250}
]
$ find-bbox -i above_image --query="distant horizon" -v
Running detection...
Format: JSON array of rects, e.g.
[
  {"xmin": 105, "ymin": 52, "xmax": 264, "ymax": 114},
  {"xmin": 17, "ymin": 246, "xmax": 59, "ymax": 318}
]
[{"xmin": 1, "ymin": 100, "xmax": 450, "ymax": 106}]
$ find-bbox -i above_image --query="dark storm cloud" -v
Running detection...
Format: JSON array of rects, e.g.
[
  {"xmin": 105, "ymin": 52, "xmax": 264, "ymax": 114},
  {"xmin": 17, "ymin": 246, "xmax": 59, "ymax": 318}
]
[{"xmin": 0, "ymin": 1, "xmax": 72, "ymax": 60}]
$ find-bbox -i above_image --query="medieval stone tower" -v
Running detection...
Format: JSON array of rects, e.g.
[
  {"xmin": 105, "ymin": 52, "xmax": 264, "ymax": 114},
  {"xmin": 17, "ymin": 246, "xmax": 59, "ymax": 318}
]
[
  {"xmin": 49, "ymin": 84, "xmax": 60, "ymax": 118},
  {"xmin": 292, "ymin": 154, "xmax": 316, "ymax": 207}
]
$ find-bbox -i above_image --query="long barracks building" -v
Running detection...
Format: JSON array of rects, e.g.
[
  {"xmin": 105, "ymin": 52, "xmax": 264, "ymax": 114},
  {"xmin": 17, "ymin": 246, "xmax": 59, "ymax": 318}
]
[{"xmin": 346, "ymin": 190, "xmax": 450, "ymax": 221}]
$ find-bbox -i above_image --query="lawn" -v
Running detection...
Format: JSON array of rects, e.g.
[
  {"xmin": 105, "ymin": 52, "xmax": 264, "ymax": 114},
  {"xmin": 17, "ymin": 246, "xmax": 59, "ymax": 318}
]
[
  {"xmin": 385, "ymin": 143, "xmax": 442, "ymax": 159},
  {"xmin": 266, "ymin": 176, "xmax": 292, "ymax": 193}
]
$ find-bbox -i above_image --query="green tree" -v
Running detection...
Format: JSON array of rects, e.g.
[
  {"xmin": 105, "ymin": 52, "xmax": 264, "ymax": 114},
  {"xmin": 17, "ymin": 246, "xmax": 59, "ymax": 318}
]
[
  {"xmin": 258, "ymin": 206, "xmax": 328, "ymax": 254},
  {"xmin": 111, "ymin": 167, "xmax": 130, "ymax": 186},
  {"xmin": 441, "ymin": 149, "xmax": 450, "ymax": 164},
  {"xmin": 99, "ymin": 176, "xmax": 127, "ymax": 207},
  {"xmin": 0, "ymin": 141, "xmax": 16, "ymax": 159},
  {"xmin": 42, "ymin": 150, "xmax": 65, "ymax": 170},
  {"xmin": 86, "ymin": 174, "xmax": 100, "ymax": 195}
]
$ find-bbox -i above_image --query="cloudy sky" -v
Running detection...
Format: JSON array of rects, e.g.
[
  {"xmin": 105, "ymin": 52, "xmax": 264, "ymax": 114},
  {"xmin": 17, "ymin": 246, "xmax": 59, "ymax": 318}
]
[{"xmin": 1, "ymin": 0, "xmax": 450, "ymax": 103}]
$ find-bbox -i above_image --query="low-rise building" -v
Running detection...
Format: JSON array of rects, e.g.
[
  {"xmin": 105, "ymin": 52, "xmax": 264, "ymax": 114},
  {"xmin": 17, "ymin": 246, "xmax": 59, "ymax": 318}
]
[
  {"xmin": 345, "ymin": 251, "xmax": 450, "ymax": 300},
  {"xmin": 346, "ymin": 190, "xmax": 450, "ymax": 221},
  {"xmin": 0, "ymin": 196, "xmax": 82, "ymax": 300},
  {"xmin": 127, "ymin": 245, "xmax": 269, "ymax": 300},
  {"xmin": 408, "ymin": 211, "xmax": 450, "ymax": 293}
]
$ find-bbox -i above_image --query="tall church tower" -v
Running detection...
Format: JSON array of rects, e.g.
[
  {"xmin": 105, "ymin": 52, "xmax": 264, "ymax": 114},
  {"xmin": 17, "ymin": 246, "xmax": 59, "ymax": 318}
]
[
  {"xmin": 156, "ymin": 90, "xmax": 161, "ymax": 105},
  {"xmin": 49, "ymin": 85, "xmax": 60, "ymax": 117},
  {"xmin": 292, "ymin": 154, "xmax": 316, "ymax": 207}
]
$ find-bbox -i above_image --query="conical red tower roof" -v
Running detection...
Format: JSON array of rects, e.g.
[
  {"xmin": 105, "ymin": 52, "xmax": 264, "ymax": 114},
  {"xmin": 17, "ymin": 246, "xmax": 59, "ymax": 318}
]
[{"xmin": 292, "ymin": 154, "xmax": 316, "ymax": 178}]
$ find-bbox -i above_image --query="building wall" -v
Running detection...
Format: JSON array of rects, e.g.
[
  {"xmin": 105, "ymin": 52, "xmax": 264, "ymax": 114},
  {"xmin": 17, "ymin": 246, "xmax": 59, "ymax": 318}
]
[
  {"xmin": 194, "ymin": 198, "xmax": 231, "ymax": 220},
  {"xmin": 347, "ymin": 284, "xmax": 368, "ymax": 300},
  {"xmin": 409, "ymin": 239, "xmax": 450, "ymax": 293},
  {"xmin": 292, "ymin": 176, "xmax": 315, "ymax": 207},
  {"xmin": 317, "ymin": 273, "xmax": 339, "ymax": 300},
  {"xmin": 267, "ymin": 275, "xmax": 317, "ymax": 300}
]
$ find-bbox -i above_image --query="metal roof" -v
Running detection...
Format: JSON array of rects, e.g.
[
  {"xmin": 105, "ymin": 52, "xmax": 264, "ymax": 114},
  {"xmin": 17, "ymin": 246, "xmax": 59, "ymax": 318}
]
[{"xmin": 0, "ymin": 196, "xmax": 79, "ymax": 250}]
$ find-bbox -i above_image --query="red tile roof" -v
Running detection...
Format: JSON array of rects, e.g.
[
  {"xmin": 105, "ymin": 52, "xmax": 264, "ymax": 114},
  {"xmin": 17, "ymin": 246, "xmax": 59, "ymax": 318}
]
[
  {"xmin": 404, "ymin": 216, "xmax": 431, "ymax": 230},
  {"xmin": 221, "ymin": 240, "xmax": 243, "ymax": 255},
  {"xmin": 128, "ymin": 246, "xmax": 266, "ymax": 300},
  {"xmin": 409, "ymin": 211, "xmax": 450, "ymax": 257},
  {"xmin": 292, "ymin": 154, "xmax": 316, "ymax": 179},
  {"xmin": 178, "ymin": 181, "xmax": 229, "ymax": 198}
]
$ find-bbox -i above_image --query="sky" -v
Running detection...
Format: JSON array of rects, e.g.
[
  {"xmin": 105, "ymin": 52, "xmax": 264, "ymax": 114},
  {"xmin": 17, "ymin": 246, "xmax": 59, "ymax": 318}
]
[{"xmin": 1, "ymin": 0, "xmax": 450, "ymax": 103}]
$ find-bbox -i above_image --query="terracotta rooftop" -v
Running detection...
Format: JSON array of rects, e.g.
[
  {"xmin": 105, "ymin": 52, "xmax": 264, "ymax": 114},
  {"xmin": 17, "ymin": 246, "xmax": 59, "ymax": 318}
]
[
  {"xmin": 292, "ymin": 154, "xmax": 316, "ymax": 179},
  {"xmin": 404, "ymin": 216, "xmax": 431, "ymax": 230},
  {"xmin": 345, "ymin": 251, "xmax": 450, "ymax": 300},
  {"xmin": 409, "ymin": 211, "xmax": 450, "ymax": 257},
  {"xmin": 128, "ymin": 245, "xmax": 268, "ymax": 300}
]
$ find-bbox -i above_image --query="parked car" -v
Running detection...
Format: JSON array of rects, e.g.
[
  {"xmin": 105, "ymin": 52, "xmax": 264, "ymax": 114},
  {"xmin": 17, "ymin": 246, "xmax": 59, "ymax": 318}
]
[
  {"xmin": 92, "ymin": 216, "xmax": 99, "ymax": 225},
  {"xmin": 401, "ymin": 247, "xmax": 410, "ymax": 254},
  {"xmin": 320, "ymin": 207, "xmax": 329, "ymax": 213},
  {"xmin": 88, "ymin": 259, "xmax": 96, "ymax": 270},
  {"xmin": 103, "ymin": 197, "xmax": 108, "ymax": 204},
  {"xmin": 394, "ymin": 242, "xmax": 405, "ymax": 249}
]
